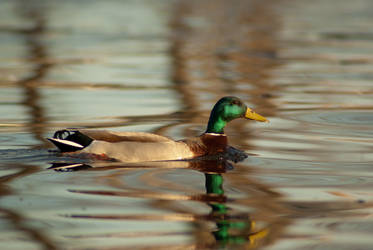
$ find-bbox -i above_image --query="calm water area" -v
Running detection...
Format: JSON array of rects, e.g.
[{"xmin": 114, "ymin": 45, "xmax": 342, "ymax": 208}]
[{"xmin": 1, "ymin": 0, "xmax": 373, "ymax": 249}]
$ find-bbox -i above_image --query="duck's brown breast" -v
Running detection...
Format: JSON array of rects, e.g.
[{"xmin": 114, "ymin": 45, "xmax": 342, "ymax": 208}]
[{"xmin": 182, "ymin": 133, "xmax": 228, "ymax": 157}]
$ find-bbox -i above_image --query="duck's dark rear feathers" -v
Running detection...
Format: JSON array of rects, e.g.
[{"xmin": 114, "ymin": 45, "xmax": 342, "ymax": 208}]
[{"xmin": 47, "ymin": 130, "xmax": 93, "ymax": 152}]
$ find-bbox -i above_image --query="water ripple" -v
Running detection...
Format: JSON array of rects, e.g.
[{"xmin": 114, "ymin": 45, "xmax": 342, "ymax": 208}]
[{"xmin": 293, "ymin": 110, "xmax": 373, "ymax": 127}]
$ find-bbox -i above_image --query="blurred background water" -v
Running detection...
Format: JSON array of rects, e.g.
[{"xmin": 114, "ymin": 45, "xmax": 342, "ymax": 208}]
[{"xmin": 1, "ymin": 0, "xmax": 373, "ymax": 249}]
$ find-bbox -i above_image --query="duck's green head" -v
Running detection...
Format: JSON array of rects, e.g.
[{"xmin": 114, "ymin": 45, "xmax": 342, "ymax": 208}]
[{"xmin": 206, "ymin": 96, "xmax": 268, "ymax": 134}]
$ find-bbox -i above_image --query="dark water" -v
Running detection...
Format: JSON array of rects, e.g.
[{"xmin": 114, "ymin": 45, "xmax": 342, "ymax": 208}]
[{"xmin": 1, "ymin": 0, "xmax": 373, "ymax": 249}]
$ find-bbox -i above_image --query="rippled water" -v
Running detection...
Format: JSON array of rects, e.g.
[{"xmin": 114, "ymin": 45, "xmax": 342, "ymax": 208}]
[{"xmin": 1, "ymin": 0, "xmax": 373, "ymax": 249}]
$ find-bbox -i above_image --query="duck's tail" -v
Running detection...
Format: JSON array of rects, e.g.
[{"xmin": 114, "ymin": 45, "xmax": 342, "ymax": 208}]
[{"xmin": 47, "ymin": 130, "xmax": 93, "ymax": 152}]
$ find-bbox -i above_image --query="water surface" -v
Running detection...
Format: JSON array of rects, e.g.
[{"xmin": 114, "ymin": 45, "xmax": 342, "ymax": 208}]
[{"xmin": 1, "ymin": 0, "xmax": 373, "ymax": 249}]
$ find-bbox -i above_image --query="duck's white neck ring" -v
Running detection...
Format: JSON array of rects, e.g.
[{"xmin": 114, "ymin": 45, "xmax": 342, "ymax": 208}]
[{"xmin": 204, "ymin": 133, "xmax": 227, "ymax": 136}]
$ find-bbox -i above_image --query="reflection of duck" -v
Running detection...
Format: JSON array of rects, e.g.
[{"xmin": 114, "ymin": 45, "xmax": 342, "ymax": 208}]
[
  {"xmin": 47, "ymin": 96, "xmax": 267, "ymax": 162},
  {"xmin": 49, "ymin": 159, "xmax": 270, "ymax": 248},
  {"xmin": 49, "ymin": 157, "xmax": 233, "ymax": 173},
  {"xmin": 205, "ymin": 173, "xmax": 269, "ymax": 248}
]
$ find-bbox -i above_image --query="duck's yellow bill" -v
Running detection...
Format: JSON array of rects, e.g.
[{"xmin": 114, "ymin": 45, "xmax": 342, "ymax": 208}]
[{"xmin": 245, "ymin": 108, "xmax": 268, "ymax": 122}]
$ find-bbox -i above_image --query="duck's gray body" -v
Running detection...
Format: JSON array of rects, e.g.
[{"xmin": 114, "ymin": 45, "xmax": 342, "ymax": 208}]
[{"xmin": 48, "ymin": 129, "xmax": 196, "ymax": 162}]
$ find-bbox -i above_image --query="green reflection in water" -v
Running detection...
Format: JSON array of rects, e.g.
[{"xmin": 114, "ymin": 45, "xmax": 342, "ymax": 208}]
[{"xmin": 205, "ymin": 172, "xmax": 268, "ymax": 248}]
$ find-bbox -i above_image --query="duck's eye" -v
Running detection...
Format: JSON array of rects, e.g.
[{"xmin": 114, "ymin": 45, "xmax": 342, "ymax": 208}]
[{"xmin": 231, "ymin": 100, "xmax": 240, "ymax": 106}]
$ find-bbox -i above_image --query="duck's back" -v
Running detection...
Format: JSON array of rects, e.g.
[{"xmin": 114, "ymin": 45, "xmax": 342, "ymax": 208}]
[{"xmin": 79, "ymin": 129, "xmax": 174, "ymax": 143}]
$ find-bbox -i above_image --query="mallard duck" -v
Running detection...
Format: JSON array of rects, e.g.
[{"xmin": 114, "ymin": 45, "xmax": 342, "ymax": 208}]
[{"xmin": 47, "ymin": 96, "xmax": 268, "ymax": 162}]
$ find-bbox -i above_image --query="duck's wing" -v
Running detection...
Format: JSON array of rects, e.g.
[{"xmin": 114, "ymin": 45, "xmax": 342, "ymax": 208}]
[
  {"xmin": 47, "ymin": 129, "xmax": 174, "ymax": 153},
  {"xmin": 78, "ymin": 129, "xmax": 173, "ymax": 143}
]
